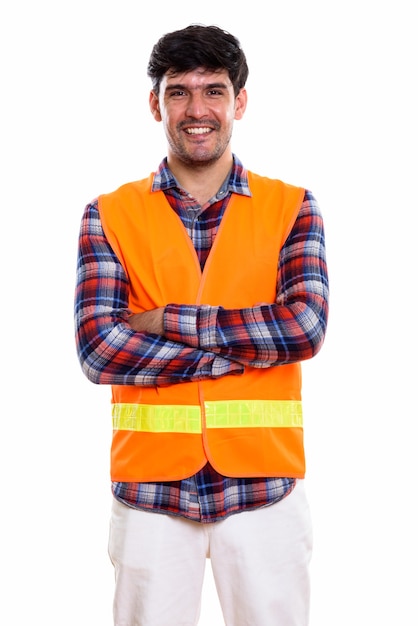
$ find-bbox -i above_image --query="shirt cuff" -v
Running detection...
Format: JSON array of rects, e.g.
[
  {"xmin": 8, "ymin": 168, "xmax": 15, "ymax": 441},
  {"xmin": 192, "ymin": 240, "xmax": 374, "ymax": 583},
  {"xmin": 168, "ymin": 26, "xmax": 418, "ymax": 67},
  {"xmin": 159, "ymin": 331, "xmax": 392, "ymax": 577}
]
[{"xmin": 164, "ymin": 304, "xmax": 200, "ymax": 348}]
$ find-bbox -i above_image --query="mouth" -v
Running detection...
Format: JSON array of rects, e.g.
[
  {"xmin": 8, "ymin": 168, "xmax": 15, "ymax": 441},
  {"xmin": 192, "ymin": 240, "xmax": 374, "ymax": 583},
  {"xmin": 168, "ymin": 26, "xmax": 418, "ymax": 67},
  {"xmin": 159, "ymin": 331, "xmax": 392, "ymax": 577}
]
[{"xmin": 183, "ymin": 126, "xmax": 212, "ymax": 135}]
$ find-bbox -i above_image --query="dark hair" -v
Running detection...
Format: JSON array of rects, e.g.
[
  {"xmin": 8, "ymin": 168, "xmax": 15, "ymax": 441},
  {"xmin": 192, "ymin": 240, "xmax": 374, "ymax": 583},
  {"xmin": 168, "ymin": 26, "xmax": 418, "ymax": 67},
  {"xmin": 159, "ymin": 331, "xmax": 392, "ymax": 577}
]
[{"xmin": 147, "ymin": 24, "xmax": 249, "ymax": 97}]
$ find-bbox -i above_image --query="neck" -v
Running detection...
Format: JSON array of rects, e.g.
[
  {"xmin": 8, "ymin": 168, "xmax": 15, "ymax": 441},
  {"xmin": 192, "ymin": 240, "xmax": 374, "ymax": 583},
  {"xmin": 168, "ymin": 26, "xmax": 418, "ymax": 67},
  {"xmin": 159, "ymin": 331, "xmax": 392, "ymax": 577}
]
[{"xmin": 167, "ymin": 151, "xmax": 233, "ymax": 205}]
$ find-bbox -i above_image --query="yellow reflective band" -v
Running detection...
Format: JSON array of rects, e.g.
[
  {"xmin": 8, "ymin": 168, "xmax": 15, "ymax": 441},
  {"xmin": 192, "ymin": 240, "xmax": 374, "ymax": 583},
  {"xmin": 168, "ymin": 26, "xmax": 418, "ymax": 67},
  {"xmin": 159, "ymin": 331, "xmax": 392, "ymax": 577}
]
[
  {"xmin": 112, "ymin": 400, "xmax": 302, "ymax": 433},
  {"xmin": 205, "ymin": 400, "xmax": 303, "ymax": 428},
  {"xmin": 112, "ymin": 403, "xmax": 202, "ymax": 433}
]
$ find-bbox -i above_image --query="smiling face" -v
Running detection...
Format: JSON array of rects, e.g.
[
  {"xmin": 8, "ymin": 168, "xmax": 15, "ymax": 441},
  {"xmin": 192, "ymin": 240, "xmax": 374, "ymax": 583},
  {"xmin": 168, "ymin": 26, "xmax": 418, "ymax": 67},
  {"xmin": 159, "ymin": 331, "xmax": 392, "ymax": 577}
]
[{"xmin": 149, "ymin": 68, "xmax": 247, "ymax": 168}]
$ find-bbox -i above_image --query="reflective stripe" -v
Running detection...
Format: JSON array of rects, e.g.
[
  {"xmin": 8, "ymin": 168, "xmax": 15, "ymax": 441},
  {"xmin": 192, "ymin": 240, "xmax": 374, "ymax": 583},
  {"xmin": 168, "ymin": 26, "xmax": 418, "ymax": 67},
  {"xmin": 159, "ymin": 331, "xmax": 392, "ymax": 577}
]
[
  {"xmin": 205, "ymin": 400, "xmax": 303, "ymax": 428},
  {"xmin": 112, "ymin": 403, "xmax": 202, "ymax": 433},
  {"xmin": 112, "ymin": 400, "xmax": 302, "ymax": 433}
]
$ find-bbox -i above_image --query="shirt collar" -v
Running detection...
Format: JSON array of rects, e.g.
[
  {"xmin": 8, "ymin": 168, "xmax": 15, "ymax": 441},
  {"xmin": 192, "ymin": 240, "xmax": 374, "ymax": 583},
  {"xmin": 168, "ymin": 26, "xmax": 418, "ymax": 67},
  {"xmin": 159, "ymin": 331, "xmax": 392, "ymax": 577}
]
[{"xmin": 151, "ymin": 155, "xmax": 252, "ymax": 197}]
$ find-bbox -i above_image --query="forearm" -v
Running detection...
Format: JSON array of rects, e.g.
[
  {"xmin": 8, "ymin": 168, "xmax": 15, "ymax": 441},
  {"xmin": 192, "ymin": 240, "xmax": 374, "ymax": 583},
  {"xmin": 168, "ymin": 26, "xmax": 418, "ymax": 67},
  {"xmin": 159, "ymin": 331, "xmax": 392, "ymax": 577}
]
[
  {"xmin": 76, "ymin": 313, "xmax": 243, "ymax": 385},
  {"xmin": 164, "ymin": 300, "xmax": 325, "ymax": 367}
]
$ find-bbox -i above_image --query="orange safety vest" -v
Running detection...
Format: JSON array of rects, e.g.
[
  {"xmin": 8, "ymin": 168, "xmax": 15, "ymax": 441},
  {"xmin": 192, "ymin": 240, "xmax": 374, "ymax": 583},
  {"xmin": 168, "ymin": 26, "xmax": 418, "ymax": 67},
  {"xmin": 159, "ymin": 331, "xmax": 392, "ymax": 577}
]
[{"xmin": 99, "ymin": 172, "xmax": 306, "ymax": 482}]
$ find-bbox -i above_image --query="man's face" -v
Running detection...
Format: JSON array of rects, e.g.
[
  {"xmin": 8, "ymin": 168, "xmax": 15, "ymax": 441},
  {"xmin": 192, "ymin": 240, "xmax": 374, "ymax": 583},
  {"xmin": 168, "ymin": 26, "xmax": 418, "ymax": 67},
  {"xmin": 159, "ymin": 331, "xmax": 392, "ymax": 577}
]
[{"xmin": 149, "ymin": 68, "xmax": 247, "ymax": 167}]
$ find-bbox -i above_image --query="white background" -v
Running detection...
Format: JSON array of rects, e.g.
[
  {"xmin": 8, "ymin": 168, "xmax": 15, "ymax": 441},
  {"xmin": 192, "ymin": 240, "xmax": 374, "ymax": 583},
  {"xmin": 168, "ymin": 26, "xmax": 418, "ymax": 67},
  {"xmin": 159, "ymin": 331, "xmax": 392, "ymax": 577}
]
[{"xmin": 1, "ymin": 1, "xmax": 417, "ymax": 624}]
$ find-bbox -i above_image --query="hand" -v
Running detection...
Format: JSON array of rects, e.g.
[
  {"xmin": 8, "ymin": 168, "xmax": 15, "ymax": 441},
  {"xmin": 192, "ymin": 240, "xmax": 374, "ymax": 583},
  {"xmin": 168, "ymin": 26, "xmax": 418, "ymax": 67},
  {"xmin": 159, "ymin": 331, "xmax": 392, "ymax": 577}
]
[{"xmin": 128, "ymin": 307, "xmax": 165, "ymax": 335}]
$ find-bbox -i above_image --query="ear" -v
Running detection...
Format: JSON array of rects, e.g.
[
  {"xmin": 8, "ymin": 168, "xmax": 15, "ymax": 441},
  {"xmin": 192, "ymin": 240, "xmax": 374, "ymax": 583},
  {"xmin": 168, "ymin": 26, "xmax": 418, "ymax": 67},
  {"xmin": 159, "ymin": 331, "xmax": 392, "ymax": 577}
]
[
  {"xmin": 234, "ymin": 88, "xmax": 248, "ymax": 121},
  {"xmin": 149, "ymin": 91, "xmax": 162, "ymax": 122}
]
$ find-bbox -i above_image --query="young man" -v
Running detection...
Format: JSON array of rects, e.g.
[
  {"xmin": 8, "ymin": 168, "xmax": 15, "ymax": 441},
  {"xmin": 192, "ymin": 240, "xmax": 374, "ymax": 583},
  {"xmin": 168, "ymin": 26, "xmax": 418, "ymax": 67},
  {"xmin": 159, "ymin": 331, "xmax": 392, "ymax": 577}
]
[{"xmin": 75, "ymin": 24, "xmax": 329, "ymax": 626}]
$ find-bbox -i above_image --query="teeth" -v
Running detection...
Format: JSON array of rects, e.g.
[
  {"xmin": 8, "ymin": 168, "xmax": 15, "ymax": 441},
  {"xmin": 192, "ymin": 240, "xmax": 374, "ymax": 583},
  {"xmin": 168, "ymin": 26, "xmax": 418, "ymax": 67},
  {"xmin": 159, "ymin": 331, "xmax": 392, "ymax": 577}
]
[{"xmin": 185, "ymin": 127, "xmax": 211, "ymax": 135}]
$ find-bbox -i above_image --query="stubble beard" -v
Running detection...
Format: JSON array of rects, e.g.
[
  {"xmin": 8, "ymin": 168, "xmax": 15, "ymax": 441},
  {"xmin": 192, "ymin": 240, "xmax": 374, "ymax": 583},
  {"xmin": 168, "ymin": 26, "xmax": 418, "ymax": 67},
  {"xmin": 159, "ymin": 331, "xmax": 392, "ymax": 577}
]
[{"xmin": 170, "ymin": 122, "xmax": 232, "ymax": 168}]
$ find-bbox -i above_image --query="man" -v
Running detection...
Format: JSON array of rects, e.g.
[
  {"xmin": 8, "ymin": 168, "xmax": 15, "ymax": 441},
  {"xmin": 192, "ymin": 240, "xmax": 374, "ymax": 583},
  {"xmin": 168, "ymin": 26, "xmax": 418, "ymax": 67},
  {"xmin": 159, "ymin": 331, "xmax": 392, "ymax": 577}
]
[{"xmin": 75, "ymin": 24, "xmax": 329, "ymax": 626}]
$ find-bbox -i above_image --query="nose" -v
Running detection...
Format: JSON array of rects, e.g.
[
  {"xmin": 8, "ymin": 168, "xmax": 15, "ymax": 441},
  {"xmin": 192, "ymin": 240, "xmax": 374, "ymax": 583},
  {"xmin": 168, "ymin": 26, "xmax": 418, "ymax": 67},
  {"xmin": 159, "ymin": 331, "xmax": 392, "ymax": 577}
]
[{"xmin": 185, "ymin": 92, "xmax": 208, "ymax": 118}]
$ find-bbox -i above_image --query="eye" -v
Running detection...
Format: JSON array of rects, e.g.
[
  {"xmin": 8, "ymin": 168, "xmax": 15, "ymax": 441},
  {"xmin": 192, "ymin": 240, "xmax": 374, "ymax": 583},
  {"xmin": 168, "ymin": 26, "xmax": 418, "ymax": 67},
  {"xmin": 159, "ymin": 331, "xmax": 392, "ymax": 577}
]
[{"xmin": 168, "ymin": 90, "xmax": 186, "ymax": 98}]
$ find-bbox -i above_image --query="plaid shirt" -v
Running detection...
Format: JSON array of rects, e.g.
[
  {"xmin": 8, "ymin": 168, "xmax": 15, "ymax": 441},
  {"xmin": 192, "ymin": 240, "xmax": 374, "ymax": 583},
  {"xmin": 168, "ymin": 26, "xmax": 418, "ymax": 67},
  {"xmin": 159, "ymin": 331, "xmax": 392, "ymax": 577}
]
[{"xmin": 75, "ymin": 156, "xmax": 329, "ymax": 523}]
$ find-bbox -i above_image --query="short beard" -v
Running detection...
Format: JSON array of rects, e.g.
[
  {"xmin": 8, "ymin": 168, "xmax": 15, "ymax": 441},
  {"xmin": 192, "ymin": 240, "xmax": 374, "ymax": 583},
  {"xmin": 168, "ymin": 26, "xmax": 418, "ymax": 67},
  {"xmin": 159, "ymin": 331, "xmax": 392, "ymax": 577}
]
[
  {"xmin": 176, "ymin": 150, "xmax": 222, "ymax": 168},
  {"xmin": 171, "ymin": 121, "xmax": 231, "ymax": 167}
]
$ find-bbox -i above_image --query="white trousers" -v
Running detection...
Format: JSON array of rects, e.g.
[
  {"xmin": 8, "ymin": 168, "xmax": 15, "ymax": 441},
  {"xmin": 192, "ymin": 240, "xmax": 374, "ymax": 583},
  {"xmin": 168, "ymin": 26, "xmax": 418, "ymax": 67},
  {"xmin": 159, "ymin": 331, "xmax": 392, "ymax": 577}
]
[{"xmin": 108, "ymin": 479, "xmax": 312, "ymax": 626}]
